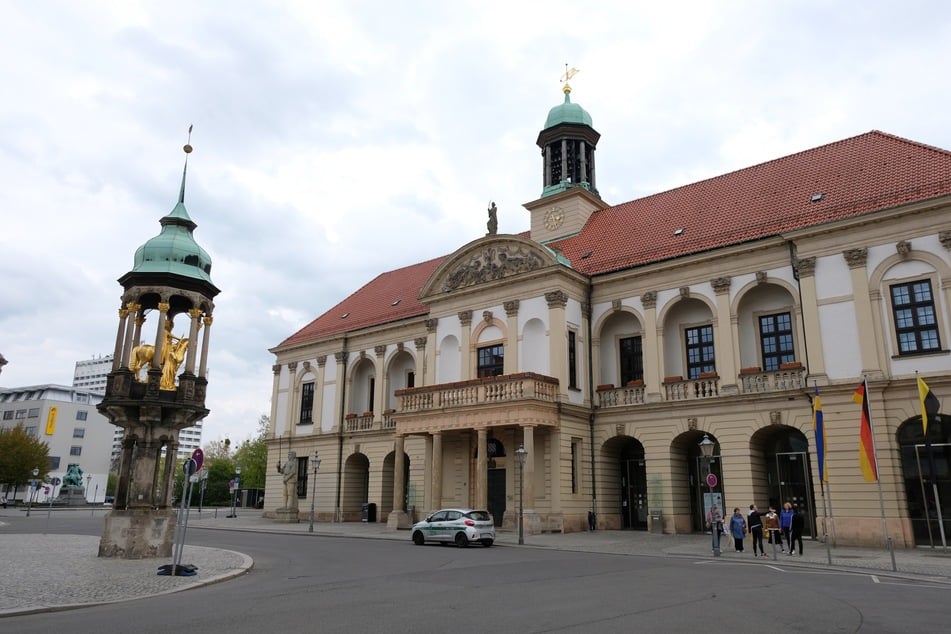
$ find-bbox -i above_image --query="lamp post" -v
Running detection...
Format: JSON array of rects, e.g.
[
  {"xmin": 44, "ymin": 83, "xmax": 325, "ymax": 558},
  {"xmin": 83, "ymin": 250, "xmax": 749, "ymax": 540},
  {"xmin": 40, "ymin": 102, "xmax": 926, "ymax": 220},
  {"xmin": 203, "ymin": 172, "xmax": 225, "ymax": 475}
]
[
  {"xmin": 515, "ymin": 444, "xmax": 527, "ymax": 545},
  {"xmin": 308, "ymin": 450, "xmax": 321, "ymax": 533},
  {"xmin": 86, "ymin": 475, "xmax": 92, "ymax": 504},
  {"xmin": 227, "ymin": 465, "xmax": 242, "ymax": 518},
  {"xmin": 699, "ymin": 433, "xmax": 720, "ymax": 557},
  {"xmin": 26, "ymin": 467, "xmax": 39, "ymax": 517},
  {"xmin": 197, "ymin": 467, "xmax": 208, "ymax": 513}
]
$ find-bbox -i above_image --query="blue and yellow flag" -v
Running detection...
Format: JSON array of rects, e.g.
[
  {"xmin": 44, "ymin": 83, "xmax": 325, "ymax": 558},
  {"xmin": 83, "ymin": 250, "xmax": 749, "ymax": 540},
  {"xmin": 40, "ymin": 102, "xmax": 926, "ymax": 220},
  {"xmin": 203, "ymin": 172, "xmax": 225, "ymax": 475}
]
[{"xmin": 813, "ymin": 385, "xmax": 827, "ymax": 483}]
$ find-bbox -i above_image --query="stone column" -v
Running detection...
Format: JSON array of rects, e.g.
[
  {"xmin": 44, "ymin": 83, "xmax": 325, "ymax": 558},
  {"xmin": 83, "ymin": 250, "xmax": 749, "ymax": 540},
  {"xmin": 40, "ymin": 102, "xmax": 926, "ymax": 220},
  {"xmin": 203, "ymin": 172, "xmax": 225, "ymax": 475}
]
[
  {"xmin": 794, "ymin": 258, "xmax": 826, "ymax": 379},
  {"xmin": 521, "ymin": 425, "xmax": 539, "ymax": 534},
  {"xmin": 269, "ymin": 364, "xmax": 282, "ymax": 439},
  {"xmin": 153, "ymin": 302, "xmax": 169, "ymax": 368},
  {"xmin": 423, "ymin": 319, "xmax": 438, "ymax": 385},
  {"xmin": 580, "ymin": 140, "xmax": 588, "ymax": 183},
  {"xmin": 184, "ymin": 308, "xmax": 202, "ymax": 374},
  {"xmin": 287, "ymin": 362, "xmax": 300, "ymax": 434},
  {"xmin": 374, "ymin": 345, "xmax": 386, "ymax": 418},
  {"xmin": 459, "ymin": 310, "xmax": 473, "ymax": 380},
  {"xmin": 388, "ymin": 435, "xmax": 411, "ymax": 528},
  {"xmin": 332, "ymin": 351, "xmax": 348, "ymax": 432},
  {"xmin": 119, "ymin": 303, "xmax": 139, "ymax": 369},
  {"xmin": 431, "ymin": 431, "xmax": 443, "ymax": 511},
  {"xmin": 546, "ymin": 292, "xmax": 568, "ymax": 396},
  {"xmin": 198, "ymin": 315, "xmax": 213, "ymax": 378},
  {"xmin": 131, "ymin": 306, "xmax": 145, "ymax": 354},
  {"xmin": 710, "ymin": 277, "xmax": 738, "ymax": 394},
  {"xmin": 113, "ymin": 304, "xmax": 130, "ymax": 370},
  {"xmin": 641, "ymin": 292, "xmax": 661, "ymax": 401},
  {"xmin": 504, "ymin": 300, "xmax": 520, "ymax": 375},
  {"xmin": 843, "ymin": 249, "xmax": 881, "ymax": 375},
  {"xmin": 314, "ymin": 356, "xmax": 327, "ymax": 431},
  {"xmin": 476, "ymin": 428, "xmax": 488, "ymax": 510},
  {"xmin": 550, "ymin": 428, "xmax": 562, "ymax": 515}
]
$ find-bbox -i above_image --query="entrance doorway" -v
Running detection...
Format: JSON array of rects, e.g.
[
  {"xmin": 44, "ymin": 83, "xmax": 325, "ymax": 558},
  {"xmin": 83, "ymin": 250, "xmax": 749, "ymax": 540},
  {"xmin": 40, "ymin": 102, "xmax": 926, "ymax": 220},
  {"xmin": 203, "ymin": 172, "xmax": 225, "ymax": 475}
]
[
  {"xmin": 619, "ymin": 440, "xmax": 647, "ymax": 530},
  {"xmin": 487, "ymin": 469, "xmax": 506, "ymax": 527},
  {"xmin": 772, "ymin": 452, "xmax": 814, "ymax": 538}
]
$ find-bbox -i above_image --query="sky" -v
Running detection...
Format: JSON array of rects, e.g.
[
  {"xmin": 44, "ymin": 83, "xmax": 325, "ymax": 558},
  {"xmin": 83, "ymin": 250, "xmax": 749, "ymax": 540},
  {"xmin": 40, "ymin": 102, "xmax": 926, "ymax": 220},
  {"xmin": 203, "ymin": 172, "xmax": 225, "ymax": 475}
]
[{"xmin": 2, "ymin": 1, "xmax": 950, "ymax": 446}]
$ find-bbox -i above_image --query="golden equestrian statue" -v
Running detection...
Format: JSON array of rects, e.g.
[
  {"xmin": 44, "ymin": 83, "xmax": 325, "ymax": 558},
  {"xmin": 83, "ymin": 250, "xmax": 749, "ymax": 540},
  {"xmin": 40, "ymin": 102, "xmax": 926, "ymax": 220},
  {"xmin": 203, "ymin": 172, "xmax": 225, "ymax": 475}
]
[{"xmin": 130, "ymin": 320, "xmax": 189, "ymax": 390}]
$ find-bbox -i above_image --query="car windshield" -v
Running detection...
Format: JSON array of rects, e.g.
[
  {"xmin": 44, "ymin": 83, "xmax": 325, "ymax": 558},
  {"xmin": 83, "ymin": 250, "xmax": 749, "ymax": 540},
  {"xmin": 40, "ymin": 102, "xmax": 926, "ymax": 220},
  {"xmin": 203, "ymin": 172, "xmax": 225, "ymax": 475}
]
[{"xmin": 466, "ymin": 511, "xmax": 490, "ymax": 521}]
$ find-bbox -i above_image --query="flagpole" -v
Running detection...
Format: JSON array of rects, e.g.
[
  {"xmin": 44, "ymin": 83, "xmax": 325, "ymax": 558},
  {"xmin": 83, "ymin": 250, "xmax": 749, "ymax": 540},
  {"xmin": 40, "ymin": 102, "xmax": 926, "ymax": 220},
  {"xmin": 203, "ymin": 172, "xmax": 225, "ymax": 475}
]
[
  {"xmin": 864, "ymin": 375, "xmax": 897, "ymax": 571},
  {"xmin": 918, "ymin": 372, "xmax": 947, "ymax": 551},
  {"xmin": 812, "ymin": 382, "xmax": 834, "ymax": 562},
  {"xmin": 819, "ymin": 480, "xmax": 832, "ymax": 564}
]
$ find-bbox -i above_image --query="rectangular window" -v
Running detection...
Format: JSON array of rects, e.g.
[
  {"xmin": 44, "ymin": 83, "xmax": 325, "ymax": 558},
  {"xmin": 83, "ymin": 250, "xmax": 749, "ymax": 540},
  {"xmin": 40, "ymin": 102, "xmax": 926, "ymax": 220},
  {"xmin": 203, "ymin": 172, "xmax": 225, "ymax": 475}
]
[
  {"xmin": 28, "ymin": 408, "xmax": 40, "ymax": 418},
  {"xmin": 685, "ymin": 325, "xmax": 715, "ymax": 379},
  {"xmin": 70, "ymin": 446, "xmax": 82, "ymax": 456},
  {"xmin": 73, "ymin": 427, "xmax": 85, "ymax": 438},
  {"xmin": 619, "ymin": 336, "xmax": 644, "ymax": 385},
  {"xmin": 406, "ymin": 371, "xmax": 415, "ymax": 388},
  {"xmin": 49, "ymin": 456, "xmax": 61, "ymax": 470},
  {"xmin": 477, "ymin": 344, "xmax": 504, "ymax": 378},
  {"xmin": 568, "ymin": 330, "xmax": 578, "ymax": 389},
  {"xmin": 368, "ymin": 377, "xmax": 375, "ymax": 412},
  {"xmin": 759, "ymin": 312, "xmax": 795, "ymax": 371},
  {"xmin": 298, "ymin": 382, "xmax": 314, "ymax": 425},
  {"xmin": 76, "ymin": 410, "xmax": 88, "ymax": 421},
  {"xmin": 25, "ymin": 426, "xmax": 37, "ymax": 437},
  {"xmin": 2, "ymin": 411, "xmax": 12, "ymax": 420},
  {"xmin": 15, "ymin": 409, "xmax": 27, "ymax": 419},
  {"xmin": 296, "ymin": 456, "xmax": 309, "ymax": 498},
  {"xmin": 891, "ymin": 280, "xmax": 941, "ymax": 355}
]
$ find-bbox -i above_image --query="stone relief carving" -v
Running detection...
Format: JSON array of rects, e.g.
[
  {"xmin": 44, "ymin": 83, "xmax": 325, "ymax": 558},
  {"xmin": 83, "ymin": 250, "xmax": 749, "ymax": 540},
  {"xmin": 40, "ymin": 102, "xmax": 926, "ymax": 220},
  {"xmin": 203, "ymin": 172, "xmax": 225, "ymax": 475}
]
[
  {"xmin": 424, "ymin": 318, "xmax": 438, "ymax": 332},
  {"xmin": 795, "ymin": 257, "xmax": 816, "ymax": 277},
  {"xmin": 458, "ymin": 310, "xmax": 473, "ymax": 326},
  {"xmin": 679, "ymin": 286, "xmax": 691, "ymax": 299},
  {"xmin": 611, "ymin": 299, "xmax": 622, "ymax": 312},
  {"xmin": 483, "ymin": 310, "xmax": 493, "ymax": 324},
  {"xmin": 939, "ymin": 230, "xmax": 951, "ymax": 251},
  {"xmin": 843, "ymin": 248, "xmax": 868, "ymax": 269},
  {"xmin": 711, "ymin": 277, "xmax": 731, "ymax": 294},
  {"xmin": 896, "ymin": 240, "xmax": 911, "ymax": 257},
  {"xmin": 316, "ymin": 355, "xmax": 327, "ymax": 367},
  {"xmin": 640, "ymin": 291, "xmax": 657, "ymax": 309},
  {"xmin": 374, "ymin": 345, "xmax": 386, "ymax": 357},
  {"xmin": 755, "ymin": 271, "xmax": 768, "ymax": 284},
  {"xmin": 442, "ymin": 244, "xmax": 546, "ymax": 291},
  {"xmin": 546, "ymin": 291, "xmax": 568, "ymax": 308},
  {"xmin": 504, "ymin": 300, "xmax": 520, "ymax": 316}
]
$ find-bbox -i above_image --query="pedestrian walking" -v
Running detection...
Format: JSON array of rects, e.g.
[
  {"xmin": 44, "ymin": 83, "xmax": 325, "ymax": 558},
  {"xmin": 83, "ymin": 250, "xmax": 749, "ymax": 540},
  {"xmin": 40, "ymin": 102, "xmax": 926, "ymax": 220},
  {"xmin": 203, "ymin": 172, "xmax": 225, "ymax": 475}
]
[
  {"xmin": 729, "ymin": 507, "xmax": 747, "ymax": 552},
  {"xmin": 748, "ymin": 504, "xmax": 765, "ymax": 556},
  {"xmin": 764, "ymin": 505, "xmax": 784, "ymax": 552},
  {"xmin": 780, "ymin": 502, "xmax": 794, "ymax": 553},
  {"xmin": 790, "ymin": 504, "xmax": 805, "ymax": 555}
]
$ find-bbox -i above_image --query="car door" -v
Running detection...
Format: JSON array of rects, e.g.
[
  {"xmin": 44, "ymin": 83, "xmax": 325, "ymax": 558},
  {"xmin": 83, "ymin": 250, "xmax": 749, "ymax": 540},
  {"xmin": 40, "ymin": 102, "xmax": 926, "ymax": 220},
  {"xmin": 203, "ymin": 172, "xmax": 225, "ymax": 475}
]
[{"xmin": 425, "ymin": 511, "xmax": 448, "ymax": 541}]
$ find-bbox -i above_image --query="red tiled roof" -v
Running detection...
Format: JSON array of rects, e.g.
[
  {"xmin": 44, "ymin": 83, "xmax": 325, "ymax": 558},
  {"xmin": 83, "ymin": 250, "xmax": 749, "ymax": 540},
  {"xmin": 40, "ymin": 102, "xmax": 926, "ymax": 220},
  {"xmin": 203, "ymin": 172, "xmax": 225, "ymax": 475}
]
[
  {"xmin": 276, "ymin": 256, "xmax": 446, "ymax": 348},
  {"xmin": 277, "ymin": 131, "xmax": 951, "ymax": 348},
  {"xmin": 553, "ymin": 131, "xmax": 951, "ymax": 275}
]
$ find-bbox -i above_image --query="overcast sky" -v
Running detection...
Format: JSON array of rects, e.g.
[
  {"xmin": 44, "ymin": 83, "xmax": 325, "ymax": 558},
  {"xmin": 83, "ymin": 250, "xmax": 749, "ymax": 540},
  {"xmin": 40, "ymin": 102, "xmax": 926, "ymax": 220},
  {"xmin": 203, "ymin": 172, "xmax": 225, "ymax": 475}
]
[{"xmin": 2, "ymin": 1, "xmax": 950, "ymax": 445}]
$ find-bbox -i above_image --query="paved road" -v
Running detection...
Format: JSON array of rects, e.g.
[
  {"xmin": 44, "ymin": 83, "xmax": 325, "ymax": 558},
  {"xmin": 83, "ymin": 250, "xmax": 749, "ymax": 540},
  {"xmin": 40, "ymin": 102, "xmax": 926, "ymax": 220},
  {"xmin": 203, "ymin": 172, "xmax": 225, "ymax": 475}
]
[{"xmin": 2, "ymin": 507, "xmax": 951, "ymax": 632}]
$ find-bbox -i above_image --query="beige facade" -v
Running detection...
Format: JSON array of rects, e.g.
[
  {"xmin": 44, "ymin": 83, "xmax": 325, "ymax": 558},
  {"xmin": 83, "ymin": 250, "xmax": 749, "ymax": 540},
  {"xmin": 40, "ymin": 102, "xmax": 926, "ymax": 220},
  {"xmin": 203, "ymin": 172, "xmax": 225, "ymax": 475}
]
[{"xmin": 266, "ymin": 97, "xmax": 951, "ymax": 548}]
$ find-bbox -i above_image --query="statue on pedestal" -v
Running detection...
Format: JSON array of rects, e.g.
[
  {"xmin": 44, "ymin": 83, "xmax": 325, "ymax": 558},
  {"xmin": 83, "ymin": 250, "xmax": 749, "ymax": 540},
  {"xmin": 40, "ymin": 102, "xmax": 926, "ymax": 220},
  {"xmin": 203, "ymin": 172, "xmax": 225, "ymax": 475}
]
[{"xmin": 279, "ymin": 451, "xmax": 299, "ymax": 511}]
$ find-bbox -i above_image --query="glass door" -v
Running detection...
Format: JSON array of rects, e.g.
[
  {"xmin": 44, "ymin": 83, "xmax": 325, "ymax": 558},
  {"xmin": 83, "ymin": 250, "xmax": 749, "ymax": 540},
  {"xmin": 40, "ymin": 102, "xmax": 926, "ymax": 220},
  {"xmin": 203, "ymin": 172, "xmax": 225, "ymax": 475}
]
[{"xmin": 774, "ymin": 451, "xmax": 814, "ymax": 538}]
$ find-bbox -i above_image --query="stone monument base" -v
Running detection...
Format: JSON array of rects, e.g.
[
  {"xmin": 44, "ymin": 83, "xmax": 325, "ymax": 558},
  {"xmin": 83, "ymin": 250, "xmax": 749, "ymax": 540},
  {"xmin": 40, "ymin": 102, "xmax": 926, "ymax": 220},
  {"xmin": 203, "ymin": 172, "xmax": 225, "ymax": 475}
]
[
  {"xmin": 52, "ymin": 486, "xmax": 88, "ymax": 506},
  {"xmin": 99, "ymin": 508, "xmax": 176, "ymax": 559},
  {"xmin": 274, "ymin": 508, "xmax": 300, "ymax": 523}
]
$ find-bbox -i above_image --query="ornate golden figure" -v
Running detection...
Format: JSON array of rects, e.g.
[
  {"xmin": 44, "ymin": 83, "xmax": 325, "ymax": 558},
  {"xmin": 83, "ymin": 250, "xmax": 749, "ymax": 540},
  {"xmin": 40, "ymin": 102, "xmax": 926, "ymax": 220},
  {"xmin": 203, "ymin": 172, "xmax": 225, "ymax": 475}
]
[{"xmin": 130, "ymin": 319, "xmax": 189, "ymax": 389}]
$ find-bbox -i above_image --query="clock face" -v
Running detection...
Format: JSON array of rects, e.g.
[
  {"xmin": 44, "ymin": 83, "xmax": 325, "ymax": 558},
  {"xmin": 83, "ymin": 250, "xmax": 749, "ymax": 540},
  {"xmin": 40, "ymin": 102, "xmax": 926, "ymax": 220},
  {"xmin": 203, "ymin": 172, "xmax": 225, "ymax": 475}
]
[{"xmin": 544, "ymin": 207, "xmax": 565, "ymax": 230}]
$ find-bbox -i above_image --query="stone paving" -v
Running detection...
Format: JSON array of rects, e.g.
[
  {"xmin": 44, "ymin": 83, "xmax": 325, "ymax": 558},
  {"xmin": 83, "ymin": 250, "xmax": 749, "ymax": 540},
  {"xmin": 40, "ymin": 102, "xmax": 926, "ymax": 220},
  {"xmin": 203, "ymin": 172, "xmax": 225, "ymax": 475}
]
[{"xmin": 2, "ymin": 509, "xmax": 950, "ymax": 617}]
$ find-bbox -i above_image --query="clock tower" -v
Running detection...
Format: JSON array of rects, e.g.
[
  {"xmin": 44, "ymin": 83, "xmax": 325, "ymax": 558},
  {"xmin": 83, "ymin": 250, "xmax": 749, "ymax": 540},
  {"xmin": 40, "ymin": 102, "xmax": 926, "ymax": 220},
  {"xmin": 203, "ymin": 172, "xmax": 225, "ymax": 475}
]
[{"xmin": 525, "ymin": 76, "xmax": 608, "ymax": 244}]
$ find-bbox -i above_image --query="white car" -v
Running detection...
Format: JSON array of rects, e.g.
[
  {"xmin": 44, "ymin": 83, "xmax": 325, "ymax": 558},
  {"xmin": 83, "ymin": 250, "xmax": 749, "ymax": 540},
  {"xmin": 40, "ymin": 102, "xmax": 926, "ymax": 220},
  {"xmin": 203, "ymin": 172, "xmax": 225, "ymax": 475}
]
[{"xmin": 411, "ymin": 508, "xmax": 495, "ymax": 547}]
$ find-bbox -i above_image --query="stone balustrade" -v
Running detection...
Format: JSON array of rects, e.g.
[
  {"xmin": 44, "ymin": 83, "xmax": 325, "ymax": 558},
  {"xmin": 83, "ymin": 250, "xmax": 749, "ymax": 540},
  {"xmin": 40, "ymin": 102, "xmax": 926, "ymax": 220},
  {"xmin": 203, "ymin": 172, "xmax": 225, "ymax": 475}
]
[{"xmin": 397, "ymin": 372, "xmax": 560, "ymax": 412}]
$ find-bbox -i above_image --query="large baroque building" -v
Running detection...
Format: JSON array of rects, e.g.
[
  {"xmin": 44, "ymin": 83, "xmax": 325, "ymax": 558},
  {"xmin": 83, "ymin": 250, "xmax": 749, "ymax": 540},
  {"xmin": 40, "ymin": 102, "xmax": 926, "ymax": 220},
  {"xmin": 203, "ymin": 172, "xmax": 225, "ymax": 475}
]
[{"xmin": 265, "ymin": 84, "xmax": 950, "ymax": 547}]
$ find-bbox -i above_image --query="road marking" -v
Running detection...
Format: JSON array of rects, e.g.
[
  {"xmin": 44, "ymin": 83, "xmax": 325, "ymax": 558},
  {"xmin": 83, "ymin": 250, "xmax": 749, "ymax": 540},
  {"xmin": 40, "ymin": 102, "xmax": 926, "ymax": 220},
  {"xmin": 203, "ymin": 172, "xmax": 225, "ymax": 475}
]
[{"xmin": 871, "ymin": 575, "xmax": 880, "ymax": 583}]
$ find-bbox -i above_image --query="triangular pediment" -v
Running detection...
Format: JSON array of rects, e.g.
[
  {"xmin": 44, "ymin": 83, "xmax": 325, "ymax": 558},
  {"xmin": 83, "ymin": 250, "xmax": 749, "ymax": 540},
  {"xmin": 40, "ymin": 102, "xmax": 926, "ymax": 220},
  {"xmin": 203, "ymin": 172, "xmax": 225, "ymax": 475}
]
[{"xmin": 419, "ymin": 234, "xmax": 561, "ymax": 300}]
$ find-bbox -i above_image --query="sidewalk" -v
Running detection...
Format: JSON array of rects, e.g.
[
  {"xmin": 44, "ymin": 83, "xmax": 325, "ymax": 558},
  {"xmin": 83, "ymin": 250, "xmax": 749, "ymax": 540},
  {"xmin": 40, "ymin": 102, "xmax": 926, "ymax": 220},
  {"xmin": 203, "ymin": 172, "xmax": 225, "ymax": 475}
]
[{"xmin": 3, "ymin": 508, "xmax": 951, "ymax": 617}]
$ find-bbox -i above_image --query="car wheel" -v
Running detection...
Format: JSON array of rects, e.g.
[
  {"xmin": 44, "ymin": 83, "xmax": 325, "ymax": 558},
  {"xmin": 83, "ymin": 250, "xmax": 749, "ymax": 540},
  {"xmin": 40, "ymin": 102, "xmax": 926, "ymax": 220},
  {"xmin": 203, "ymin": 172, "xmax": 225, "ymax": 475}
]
[
  {"xmin": 412, "ymin": 531, "xmax": 425, "ymax": 546},
  {"xmin": 481, "ymin": 538, "xmax": 493, "ymax": 547},
  {"xmin": 454, "ymin": 532, "xmax": 470, "ymax": 548}
]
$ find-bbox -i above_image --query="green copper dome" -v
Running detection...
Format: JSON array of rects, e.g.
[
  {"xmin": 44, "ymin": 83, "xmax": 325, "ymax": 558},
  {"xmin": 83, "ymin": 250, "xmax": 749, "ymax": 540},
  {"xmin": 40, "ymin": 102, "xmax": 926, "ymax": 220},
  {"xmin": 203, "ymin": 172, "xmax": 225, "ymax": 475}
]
[
  {"xmin": 132, "ymin": 199, "xmax": 214, "ymax": 283},
  {"xmin": 543, "ymin": 91, "xmax": 593, "ymax": 129}
]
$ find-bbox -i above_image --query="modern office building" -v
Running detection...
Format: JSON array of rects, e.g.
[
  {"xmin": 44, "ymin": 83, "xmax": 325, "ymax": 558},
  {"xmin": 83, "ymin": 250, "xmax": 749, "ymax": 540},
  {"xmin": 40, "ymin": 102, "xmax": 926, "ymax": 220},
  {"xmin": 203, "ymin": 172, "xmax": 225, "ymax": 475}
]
[
  {"xmin": 0, "ymin": 384, "xmax": 112, "ymax": 503},
  {"xmin": 264, "ymin": 83, "xmax": 950, "ymax": 548}
]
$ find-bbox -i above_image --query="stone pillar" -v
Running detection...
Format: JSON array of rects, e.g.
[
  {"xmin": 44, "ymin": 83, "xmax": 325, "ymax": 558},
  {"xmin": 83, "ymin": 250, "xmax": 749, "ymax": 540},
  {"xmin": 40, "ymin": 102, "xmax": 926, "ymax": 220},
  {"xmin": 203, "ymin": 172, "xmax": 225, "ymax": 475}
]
[
  {"xmin": 641, "ymin": 292, "xmax": 661, "ymax": 401},
  {"xmin": 423, "ymin": 319, "xmax": 437, "ymax": 386},
  {"xmin": 120, "ymin": 303, "xmax": 139, "ymax": 369},
  {"xmin": 710, "ymin": 277, "xmax": 738, "ymax": 394},
  {"xmin": 521, "ymin": 425, "xmax": 539, "ymax": 534},
  {"xmin": 550, "ymin": 428, "xmax": 562, "ymax": 515},
  {"xmin": 476, "ymin": 428, "xmax": 488, "ymax": 510},
  {"xmin": 131, "ymin": 307, "xmax": 145, "ymax": 354},
  {"xmin": 314, "ymin": 356, "xmax": 327, "ymax": 430},
  {"xmin": 333, "ymin": 351, "xmax": 348, "ymax": 432},
  {"xmin": 431, "ymin": 431, "xmax": 443, "ymax": 512},
  {"xmin": 504, "ymin": 300, "xmax": 520, "ymax": 375},
  {"xmin": 580, "ymin": 140, "xmax": 587, "ymax": 183},
  {"xmin": 184, "ymin": 308, "xmax": 202, "ymax": 374},
  {"xmin": 198, "ymin": 315, "xmax": 213, "ymax": 378},
  {"xmin": 843, "ymin": 249, "xmax": 881, "ymax": 375},
  {"xmin": 287, "ymin": 361, "xmax": 299, "ymax": 435},
  {"xmin": 269, "ymin": 364, "xmax": 282, "ymax": 439},
  {"xmin": 388, "ymin": 435, "xmax": 411, "ymax": 528},
  {"xmin": 794, "ymin": 258, "xmax": 826, "ymax": 379},
  {"xmin": 113, "ymin": 304, "xmax": 129, "ymax": 370},
  {"xmin": 546, "ymin": 292, "xmax": 568, "ymax": 396},
  {"xmin": 374, "ymin": 345, "xmax": 386, "ymax": 418},
  {"xmin": 459, "ymin": 310, "xmax": 472, "ymax": 380},
  {"xmin": 153, "ymin": 302, "xmax": 169, "ymax": 370}
]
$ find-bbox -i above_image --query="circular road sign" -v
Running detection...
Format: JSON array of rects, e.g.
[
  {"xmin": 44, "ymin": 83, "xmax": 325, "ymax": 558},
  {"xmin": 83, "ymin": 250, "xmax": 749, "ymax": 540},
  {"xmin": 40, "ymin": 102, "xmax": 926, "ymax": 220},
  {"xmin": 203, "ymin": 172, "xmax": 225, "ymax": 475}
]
[
  {"xmin": 192, "ymin": 448, "xmax": 204, "ymax": 471},
  {"xmin": 706, "ymin": 473, "xmax": 718, "ymax": 488}
]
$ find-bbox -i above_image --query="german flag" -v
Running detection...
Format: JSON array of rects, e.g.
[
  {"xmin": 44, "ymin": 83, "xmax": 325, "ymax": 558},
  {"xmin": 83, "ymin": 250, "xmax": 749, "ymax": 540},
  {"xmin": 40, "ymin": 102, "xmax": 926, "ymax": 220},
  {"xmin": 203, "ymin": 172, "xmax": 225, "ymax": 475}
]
[{"xmin": 853, "ymin": 381, "xmax": 877, "ymax": 482}]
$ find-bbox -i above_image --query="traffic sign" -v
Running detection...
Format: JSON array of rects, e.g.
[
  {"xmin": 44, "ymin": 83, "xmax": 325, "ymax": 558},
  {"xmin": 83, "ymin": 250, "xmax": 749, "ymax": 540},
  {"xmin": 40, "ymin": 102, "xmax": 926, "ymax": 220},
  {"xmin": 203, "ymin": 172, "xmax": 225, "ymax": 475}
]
[
  {"xmin": 706, "ymin": 473, "xmax": 718, "ymax": 488},
  {"xmin": 191, "ymin": 448, "xmax": 204, "ymax": 471},
  {"xmin": 183, "ymin": 458, "xmax": 198, "ymax": 477},
  {"xmin": 50, "ymin": 477, "xmax": 61, "ymax": 486}
]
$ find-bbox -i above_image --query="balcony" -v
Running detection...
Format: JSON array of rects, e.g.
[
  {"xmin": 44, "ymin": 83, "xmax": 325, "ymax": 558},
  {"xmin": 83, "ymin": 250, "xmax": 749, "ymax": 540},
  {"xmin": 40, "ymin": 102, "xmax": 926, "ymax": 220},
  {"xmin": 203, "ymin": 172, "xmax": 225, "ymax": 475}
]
[
  {"xmin": 664, "ymin": 374, "xmax": 719, "ymax": 401},
  {"xmin": 397, "ymin": 372, "xmax": 560, "ymax": 413},
  {"xmin": 597, "ymin": 382, "xmax": 645, "ymax": 408},
  {"xmin": 739, "ymin": 364, "xmax": 805, "ymax": 394}
]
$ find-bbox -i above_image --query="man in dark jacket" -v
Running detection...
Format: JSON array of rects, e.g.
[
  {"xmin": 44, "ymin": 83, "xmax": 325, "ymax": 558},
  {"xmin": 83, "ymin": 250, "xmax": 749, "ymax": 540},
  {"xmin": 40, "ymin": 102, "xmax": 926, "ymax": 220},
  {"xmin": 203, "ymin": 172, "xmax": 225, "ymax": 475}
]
[
  {"xmin": 748, "ymin": 504, "xmax": 765, "ymax": 556},
  {"xmin": 790, "ymin": 504, "xmax": 805, "ymax": 555}
]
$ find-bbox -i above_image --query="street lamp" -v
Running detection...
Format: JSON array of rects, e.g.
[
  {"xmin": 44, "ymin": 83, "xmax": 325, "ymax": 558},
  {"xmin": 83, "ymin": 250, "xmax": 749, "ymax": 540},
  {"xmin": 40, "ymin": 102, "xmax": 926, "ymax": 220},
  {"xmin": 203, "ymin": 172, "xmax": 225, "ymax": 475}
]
[
  {"xmin": 515, "ymin": 444, "xmax": 527, "ymax": 545},
  {"xmin": 227, "ymin": 465, "xmax": 242, "ymax": 518},
  {"xmin": 26, "ymin": 467, "xmax": 39, "ymax": 517},
  {"xmin": 699, "ymin": 433, "xmax": 720, "ymax": 557},
  {"xmin": 308, "ymin": 451, "xmax": 321, "ymax": 533}
]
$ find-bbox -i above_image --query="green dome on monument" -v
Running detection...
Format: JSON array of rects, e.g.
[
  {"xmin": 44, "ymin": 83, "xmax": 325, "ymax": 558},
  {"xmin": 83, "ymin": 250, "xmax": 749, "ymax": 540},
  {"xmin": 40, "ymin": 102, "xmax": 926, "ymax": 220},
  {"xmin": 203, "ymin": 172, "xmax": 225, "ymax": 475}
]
[{"xmin": 543, "ymin": 90, "xmax": 593, "ymax": 129}]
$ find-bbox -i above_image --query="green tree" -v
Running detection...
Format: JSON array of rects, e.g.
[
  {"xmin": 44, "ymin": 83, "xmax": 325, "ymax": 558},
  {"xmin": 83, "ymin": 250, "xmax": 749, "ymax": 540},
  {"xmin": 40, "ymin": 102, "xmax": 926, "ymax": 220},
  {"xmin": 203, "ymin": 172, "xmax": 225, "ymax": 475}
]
[
  {"xmin": 0, "ymin": 425, "xmax": 50, "ymax": 500},
  {"xmin": 233, "ymin": 415, "xmax": 269, "ymax": 489}
]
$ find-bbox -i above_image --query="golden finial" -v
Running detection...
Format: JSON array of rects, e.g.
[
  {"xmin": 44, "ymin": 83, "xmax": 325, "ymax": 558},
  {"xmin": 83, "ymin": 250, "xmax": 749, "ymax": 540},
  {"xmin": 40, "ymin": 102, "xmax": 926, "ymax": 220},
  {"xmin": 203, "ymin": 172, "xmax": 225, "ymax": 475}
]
[
  {"xmin": 560, "ymin": 64, "xmax": 580, "ymax": 95},
  {"xmin": 183, "ymin": 124, "xmax": 193, "ymax": 154}
]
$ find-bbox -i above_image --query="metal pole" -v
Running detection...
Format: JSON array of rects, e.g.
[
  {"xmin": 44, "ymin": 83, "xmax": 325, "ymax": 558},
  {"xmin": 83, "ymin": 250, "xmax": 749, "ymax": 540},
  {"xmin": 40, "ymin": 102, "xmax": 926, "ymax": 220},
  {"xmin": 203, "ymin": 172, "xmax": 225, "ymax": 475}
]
[
  {"xmin": 518, "ymin": 458, "xmax": 524, "ymax": 545},
  {"xmin": 707, "ymin": 457, "xmax": 720, "ymax": 557}
]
